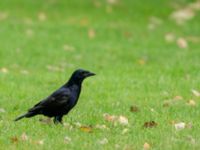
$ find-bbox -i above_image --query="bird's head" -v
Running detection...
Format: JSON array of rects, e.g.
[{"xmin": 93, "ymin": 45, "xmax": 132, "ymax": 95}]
[{"xmin": 69, "ymin": 69, "xmax": 95, "ymax": 84}]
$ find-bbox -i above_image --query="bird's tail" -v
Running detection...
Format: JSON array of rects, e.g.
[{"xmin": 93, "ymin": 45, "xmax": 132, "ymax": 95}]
[{"xmin": 14, "ymin": 113, "xmax": 27, "ymax": 121}]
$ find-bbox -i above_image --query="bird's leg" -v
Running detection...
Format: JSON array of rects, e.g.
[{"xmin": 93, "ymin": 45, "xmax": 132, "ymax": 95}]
[{"xmin": 53, "ymin": 116, "xmax": 63, "ymax": 124}]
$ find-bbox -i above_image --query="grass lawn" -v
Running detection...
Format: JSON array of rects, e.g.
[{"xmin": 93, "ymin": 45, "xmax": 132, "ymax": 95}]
[{"xmin": 0, "ymin": 0, "xmax": 200, "ymax": 149}]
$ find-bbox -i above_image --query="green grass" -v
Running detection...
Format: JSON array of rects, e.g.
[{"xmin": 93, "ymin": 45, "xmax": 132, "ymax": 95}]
[{"xmin": 0, "ymin": 0, "xmax": 200, "ymax": 149}]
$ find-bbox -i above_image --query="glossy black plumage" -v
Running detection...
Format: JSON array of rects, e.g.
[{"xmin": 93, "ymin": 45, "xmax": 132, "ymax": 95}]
[{"xmin": 14, "ymin": 69, "xmax": 95, "ymax": 124}]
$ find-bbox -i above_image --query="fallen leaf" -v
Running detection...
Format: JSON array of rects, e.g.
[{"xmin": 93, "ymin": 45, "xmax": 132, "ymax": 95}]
[
  {"xmin": 36, "ymin": 140, "xmax": 44, "ymax": 145},
  {"xmin": 80, "ymin": 126, "xmax": 93, "ymax": 133},
  {"xmin": 38, "ymin": 12, "xmax": 46, "ymax": 21},
  {"xmin": 103, "ymin": 113, "xmax": 117, "ymax": 122},
  {"xmin": 130, "ymin": 105, "xmax": 139, "ymax": 112},
  {"xmin": 170, "ymin": 8, "xmax": 195, "ymax": 25},
  {"xmin": 191, "ymin": 89, "xmax": 200, "ymax": 97},
  {"xmin": 118, "ymin": 115, "xmax": 129, "ymax": 126},
  {"xmin": 95, "ymin": 124, "xmax": 108, "ymax": 130},
  {"xmin": 0, "ymin": 67, "xmax": 8, "ymax": 73},
  {"xmin": 186, "ymin": 122, "xmax": 193, "ymax": 129},
  {"xmin": 174, "ymin": 122, "xmax": 185, "ymax": 130},
  {"xmin": 143, "ymin": 142, "xmax": 151, "ymax": 150},
  {"xmin": 88, "ymin": 28, "xmax": 96, "ymax": 39},
  {"xmin": 143, "ymin": 121, "xmax": 157, "ymax": 128},
  {"xmin": 189, "ymin": 1, "xmax": 200, "ymax": 11},
  {"xmin": 11, "ymin": 136, "xmax": 18, "ymax": 143},
  {"xmin": 165, "ymin": 33, "xmax": 176, "ymax": 43},
  {"xmin": 0, "ymin": 108, "xmax": 5, "ymax": 113},
  {"xmin": 98, "ymin": 138, "xmax": 108, "ymax": 145},
  {"xmin": 64, "ymin": 136, "xmax": 71, "ymax": 143},
  {"xmin": 177, "ymin": 38, "xmax": 188, "ymax": 48},
  {"xmin": 187, "ymin": 99, "xmax": 196, "ymax": 106},
  {"xmin": 174, "ymin": 95, "xmax": 183, "ymax": 100},
  {"xmin": 21, "ymin": 133, "xmax": 28, "ymax": 141}
]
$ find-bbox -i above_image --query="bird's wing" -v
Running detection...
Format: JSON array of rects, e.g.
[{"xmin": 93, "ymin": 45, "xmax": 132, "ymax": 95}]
[{"xmin": 28, "ymin": 88, "xmax": 71, "ymax": 112}]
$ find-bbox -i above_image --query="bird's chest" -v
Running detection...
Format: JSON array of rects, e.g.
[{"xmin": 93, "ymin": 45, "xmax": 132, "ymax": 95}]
[{"xmin": 69, "ymin": 85, "xmax": 81, "ymax": 106}]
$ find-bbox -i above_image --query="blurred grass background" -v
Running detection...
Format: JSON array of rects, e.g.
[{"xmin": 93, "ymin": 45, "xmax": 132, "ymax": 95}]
[{"xmin": 0, "ymin": 0, "xmax": 200, "ymax": 149}]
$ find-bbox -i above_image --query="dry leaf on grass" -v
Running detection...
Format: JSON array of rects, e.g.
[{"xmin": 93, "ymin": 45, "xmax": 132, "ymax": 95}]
[
  {"xmin": 38, "ymin": 12, "xmax": 47, "ymax": 21},
  {"xmin": 191, "ymin": 89, "xmax": 200, "ymax": 97},
  {"xmin": 170, "ymin": 8, "xmax": 195, "ymax": 24},
  {"xmin": 98, "ymin": 138, "xmax": 108, "ymax": 145},
  {"xmin": 187, "ymin": 99, "xmax": 196, "ymax": 106},
  {"xmin": 80, "ymin": 126, "xmax": 93, "ymax": 133},
  {"xmin": 174, "ymin": 122, "xmax": 186, "ymax": 130},
  {"xmin": 143, "ymin": 142, "xmax": 151, "ymax": 150},
  {"xmin": 36, "ymin": 140, "xmax": 44, "ymax": 145},
  {"xmin": 165, "ymin": 33, "xmax": 176, "ymax": 43},
  {"xmin": 21, "ymin": 133, "xmax": 28, "ymax": 141},
  {"xmin": 0, "ymin": 108, "xmax": 5, "ymax": 113},
  {"xmin": 130, "ymin": 105, "xmax": 139, "ymax": 112},
  {"xmin": 143, "ymin": 121, "xmax": 157, "ymax": 128},
  {"xmin": 177, "ymin": 38, "xmax": 188, "ymax": 48},
  {"xmin": 0, "ymin": 67, "xmax": 8, "ymax": 73},
  {"xmin": 64, "ymin": 136, "xmax": 71, "ymax": 143},
  {"xmin": 11, "ymin": 136, "xmax": 18, "ymax": 143},
  {"xmin": 103, "ymin": 113, "xmax": 117, "ymax": 122},
  {"xmin": 95, "ymin": 124, "xmax": 109, "ymax": 130},
  {"xmin": 88, "ymin": 28, "xmax": 96, "ymax": 39},
  {"xmin": 103, "ymin": 114, "xmax": 129, "ymax": 126},
  {"xmin": 118, "ymin": 115, "xmax": 129, "ymax": 125}
]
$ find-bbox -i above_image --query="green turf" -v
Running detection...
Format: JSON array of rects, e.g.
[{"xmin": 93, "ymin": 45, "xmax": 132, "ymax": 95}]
[{"xmin": 0, "ymin": 0, "xmax": 200, "ymax": 149}]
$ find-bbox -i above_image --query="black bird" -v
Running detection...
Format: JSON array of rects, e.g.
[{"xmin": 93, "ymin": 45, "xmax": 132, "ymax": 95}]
[{"xmin": 14, "ymin": 69, "xmax": 95, "ymax": 124}]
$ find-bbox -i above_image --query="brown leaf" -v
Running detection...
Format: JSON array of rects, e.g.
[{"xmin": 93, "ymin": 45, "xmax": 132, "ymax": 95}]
[
  {"xmin": 177, "ymin": 38, "xmax": 188, "ymax": 48},
  {"xmin": 170, "ymin": 8, "xmax": 195, "ymax": 25},
  {"xmin": 103, "ymin": 113, "xmax": 117, "ymax": 122},
  {"xmin": 187, "ymin": 99, "xmax": 196, "ymax": 106},
  {"xmin": 80, "ymin": 126, "xmax": 93, "ymax": 133},
  {"xmin": 143, "ymin": 142, "xmax": 151, "ymax": 150},
  {"xmin": 21, "ymin": 133, "xmax": 28, "ymax": 141},
  {"xmin": 130, "ymin": 105, "xmax": 139, "ymax": 112},
  {"xmin": 143, "ymin": 121, "xmax": 157, "ymax": 128},
  {"xmin": 11, "ymin": 136, "xmax": 18, "ymax": 143},
  {"xmin": 88, "ymin": 28, "xmax": 96, "ymax": 39}
]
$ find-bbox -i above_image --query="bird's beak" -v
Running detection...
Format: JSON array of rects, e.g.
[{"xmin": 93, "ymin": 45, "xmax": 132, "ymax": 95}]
[{"xmin": 86, "ymin": 72, "xmax": 96, "ymax": 77}]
